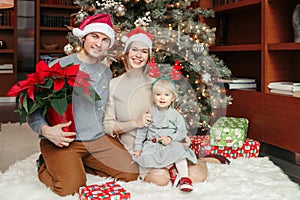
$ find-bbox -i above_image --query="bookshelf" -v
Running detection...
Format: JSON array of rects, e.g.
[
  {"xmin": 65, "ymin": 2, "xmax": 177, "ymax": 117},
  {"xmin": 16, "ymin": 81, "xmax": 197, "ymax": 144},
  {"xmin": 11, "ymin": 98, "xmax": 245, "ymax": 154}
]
[
  {"xmin": 0, "ymin": 0, "xmax": 17, "ymax": 97},
  {"xmin": 35, "ymin": 0, "xmax": 78, "ymax": 63},
  {"xmin": 201, "ymin": 0, "xmax": 300, "ymax": 155}
]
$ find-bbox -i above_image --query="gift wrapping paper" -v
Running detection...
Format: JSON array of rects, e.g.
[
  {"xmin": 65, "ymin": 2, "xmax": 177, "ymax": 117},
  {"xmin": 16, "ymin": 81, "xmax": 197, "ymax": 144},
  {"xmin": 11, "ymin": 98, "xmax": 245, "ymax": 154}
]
[
  {"xmin": 210, "ymin": 117, "xmax": 249, "ymax": 147},
  {"xmin": 189, "ymin": 135, "xmax": 260, "ymax": 159},
  {"xmin": 79, "ymin": 181, "xmax": 130, "ymax": 200}
]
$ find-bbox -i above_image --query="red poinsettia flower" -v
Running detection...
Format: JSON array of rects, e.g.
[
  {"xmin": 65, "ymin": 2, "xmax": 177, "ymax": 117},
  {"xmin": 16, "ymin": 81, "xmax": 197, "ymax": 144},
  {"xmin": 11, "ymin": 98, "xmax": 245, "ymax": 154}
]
[
  {"xmin": 64, "ymin": 64, "xmax": 80, "ymax": 87},
  {"xmin": 7, "ymin": 73, "xmax": 39, "ymax": 101},
  {"xmin": 7, "ymin": 60, "xmax": 100, "ymax": 124},
  {"xmin": 35, "ymin": 59, "xmax": 53, "ymax": 83}
]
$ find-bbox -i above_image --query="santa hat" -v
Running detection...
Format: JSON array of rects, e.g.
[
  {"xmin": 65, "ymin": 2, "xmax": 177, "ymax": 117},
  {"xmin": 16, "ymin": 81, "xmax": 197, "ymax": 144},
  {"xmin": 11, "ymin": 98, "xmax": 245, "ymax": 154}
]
[
  {"xmin": 72, "ymin": 14, "xmax": 115, "ymax": 48},
  {"xmin": 121, "ymin": 28, "xmax": 154, "ymax": 53}
]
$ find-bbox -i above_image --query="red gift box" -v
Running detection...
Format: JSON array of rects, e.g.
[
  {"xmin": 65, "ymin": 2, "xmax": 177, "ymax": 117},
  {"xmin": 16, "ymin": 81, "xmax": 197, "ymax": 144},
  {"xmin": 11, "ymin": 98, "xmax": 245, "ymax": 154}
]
[
  {"xmin": 189, "ymin": 135, "xmax": 260, "ymax": 159},
  {"xmin": 189, "ymin": 135, "xmax": 212, "ymax": 157},
  {"xmin": 79, "ymin": 181, "xmax": 130, "ymax": 200}
]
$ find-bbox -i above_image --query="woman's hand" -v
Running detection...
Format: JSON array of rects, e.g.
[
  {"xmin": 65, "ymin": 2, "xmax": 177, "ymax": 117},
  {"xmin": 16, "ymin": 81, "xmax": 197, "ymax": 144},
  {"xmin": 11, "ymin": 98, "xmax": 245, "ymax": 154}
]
[
  {"xmin": 158, "ymin": 136, "xmax": 173, "ymax": 146},
  {"xmin": 132, "ymin": 150, "xmax": 142, "ymax": 157},
  {"xmin": 41, "ymin": 121, "xmax": 76, "ymax": 147},
  {"xmin": 134, "ymin": 109, "xmax": 152, "ymax": 128}
]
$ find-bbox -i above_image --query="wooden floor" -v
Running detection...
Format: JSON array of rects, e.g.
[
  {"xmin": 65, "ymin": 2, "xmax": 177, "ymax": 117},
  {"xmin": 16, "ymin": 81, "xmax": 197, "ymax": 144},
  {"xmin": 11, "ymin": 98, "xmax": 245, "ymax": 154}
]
[{"xmin": 0, "ymin": 102, "xmax": 299, "ymax": 185}]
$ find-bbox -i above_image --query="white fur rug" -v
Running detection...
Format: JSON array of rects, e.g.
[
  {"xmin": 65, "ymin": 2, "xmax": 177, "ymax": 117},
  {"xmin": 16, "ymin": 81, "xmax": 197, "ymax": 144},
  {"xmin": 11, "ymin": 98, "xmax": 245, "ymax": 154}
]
[{"xmin": 0, "ymin": 153, "xmax": 299, "ymax": 200}]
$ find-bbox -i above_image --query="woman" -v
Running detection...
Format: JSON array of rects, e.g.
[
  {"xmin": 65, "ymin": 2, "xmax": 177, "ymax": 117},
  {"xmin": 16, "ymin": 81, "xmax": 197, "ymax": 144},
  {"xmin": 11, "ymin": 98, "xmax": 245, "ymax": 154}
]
[{"xmin": 103, "ymin": 28, "xmax": 211, "ymax": 186}]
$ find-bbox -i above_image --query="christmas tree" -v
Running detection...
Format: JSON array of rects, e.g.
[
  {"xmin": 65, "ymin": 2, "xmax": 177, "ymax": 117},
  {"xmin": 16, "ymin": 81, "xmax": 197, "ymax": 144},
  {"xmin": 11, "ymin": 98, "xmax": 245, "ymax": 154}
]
[{"xmin": 66, "ymin": 0, "xmax": 232, "ymax": 134}]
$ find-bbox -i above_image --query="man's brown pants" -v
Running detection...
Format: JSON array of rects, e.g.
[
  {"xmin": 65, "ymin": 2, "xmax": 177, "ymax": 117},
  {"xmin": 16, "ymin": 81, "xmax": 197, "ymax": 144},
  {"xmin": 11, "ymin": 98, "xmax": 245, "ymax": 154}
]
[{"xmin": 38, "ymin": 135, "xmax": 139, "ymax": 196}]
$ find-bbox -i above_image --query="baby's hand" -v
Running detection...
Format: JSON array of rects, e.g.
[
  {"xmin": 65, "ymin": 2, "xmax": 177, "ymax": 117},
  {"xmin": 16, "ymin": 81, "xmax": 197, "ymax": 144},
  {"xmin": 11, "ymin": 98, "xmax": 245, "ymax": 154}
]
[
  {"xmin": 132, "ymin": 150, "xmax": 142, "ymax": 157},
  {"xmin": 159, "ymin": 136, "xmax": 173, "ymax": 146}
]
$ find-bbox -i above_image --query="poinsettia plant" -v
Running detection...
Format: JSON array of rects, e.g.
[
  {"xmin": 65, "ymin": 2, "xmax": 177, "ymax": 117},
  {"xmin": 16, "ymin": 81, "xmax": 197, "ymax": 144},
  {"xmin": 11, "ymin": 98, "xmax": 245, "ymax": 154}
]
[{"xmin": 7, "ymin": 60, "xmax": 100, "ymax": 124}]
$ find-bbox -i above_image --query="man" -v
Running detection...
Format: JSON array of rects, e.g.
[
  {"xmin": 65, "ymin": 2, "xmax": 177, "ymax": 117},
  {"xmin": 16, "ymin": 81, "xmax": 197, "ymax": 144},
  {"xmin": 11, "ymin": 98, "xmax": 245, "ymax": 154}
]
[{"xmin": 27, "ymin": 14, "xmax": 139, "ymax": 196}]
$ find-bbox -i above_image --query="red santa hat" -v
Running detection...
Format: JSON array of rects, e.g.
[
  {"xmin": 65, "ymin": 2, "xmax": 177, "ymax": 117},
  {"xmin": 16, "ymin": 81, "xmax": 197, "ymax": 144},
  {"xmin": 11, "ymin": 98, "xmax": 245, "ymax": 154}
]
[
  {"xmin": 72, "ymin": 14, "xmax": 115, "ymax": 48},
  {"xmin": 121, "ymin": 28, "xmax": 154, "ymax": 53}
]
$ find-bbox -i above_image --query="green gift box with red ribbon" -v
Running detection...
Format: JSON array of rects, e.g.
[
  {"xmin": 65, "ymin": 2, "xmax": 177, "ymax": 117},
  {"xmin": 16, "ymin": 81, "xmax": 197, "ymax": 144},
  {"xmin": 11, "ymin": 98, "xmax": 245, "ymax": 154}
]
[
  {"xmin": 210, "ymin": 117, "xmax": 249, "ymax": 148},
  {"xmin": 79, "ymin": 181, "xmax": 130, "ymax": 200}
]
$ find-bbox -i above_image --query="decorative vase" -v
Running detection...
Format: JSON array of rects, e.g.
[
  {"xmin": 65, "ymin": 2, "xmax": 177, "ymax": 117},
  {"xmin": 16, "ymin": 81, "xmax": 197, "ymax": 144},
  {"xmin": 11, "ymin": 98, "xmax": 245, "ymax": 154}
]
[
  {"xmin": 46, "ymin": 103, "xmax": 76, "ymax": 138},
  {"xmin": 292, "ymin": 4, "xmax": 300, "ymax": 42}
]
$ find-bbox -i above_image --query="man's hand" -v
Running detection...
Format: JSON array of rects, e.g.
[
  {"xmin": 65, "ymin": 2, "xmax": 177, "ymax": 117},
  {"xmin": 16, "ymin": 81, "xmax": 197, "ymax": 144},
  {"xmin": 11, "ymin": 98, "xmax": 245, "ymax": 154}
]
[{"xmin": 41, "ymin": 121, "xmax": 76, "ymax": 147}]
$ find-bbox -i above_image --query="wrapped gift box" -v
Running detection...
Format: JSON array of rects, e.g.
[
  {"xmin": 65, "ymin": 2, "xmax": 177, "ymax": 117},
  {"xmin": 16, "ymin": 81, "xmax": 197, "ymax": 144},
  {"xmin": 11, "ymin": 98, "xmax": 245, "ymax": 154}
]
[
  {"xmin": 210, "ymin": 117, "xmax": 249, "ymax": 147},
  {"xmin": 210, "ymin": 138, "xmax": 260, "ymax": 159},
  {"xmin": 189, "ymin": 135, "xmax": 212, "ymax": 158},
  {"xmin": 79, "ymin": 181, "xmax": 130, "ymax": 200},
  {"xmin": 189, "ymin": 135, "xmax": 260, "ymax": 159}
]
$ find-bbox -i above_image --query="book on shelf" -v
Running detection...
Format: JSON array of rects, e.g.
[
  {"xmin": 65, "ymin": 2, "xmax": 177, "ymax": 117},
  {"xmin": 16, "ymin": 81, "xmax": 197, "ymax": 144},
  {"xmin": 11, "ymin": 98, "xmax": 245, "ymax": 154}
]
[
  {"xmin": 41, "ymin": 0, "xmax": 73, "ymax": 5},
  {"xmin": 270, "ymin": 89, "xmax": 300, "ymax": 98},
  {"xmin": 215, "ymin": 77, "xmax": 256, "ymax": 90},
  {"xmin": 267, "ymin": 82, "xmax": 300, "ymax": 92},
  {"xmin": 0, "ymin": 10, "xmax": 14, "ymax": 26},
  {"xmin": 216, "ymin": 77, "xmax": 256, "ymax": 84},
  {"xmin": 0, "ymin": 69, "xmax": 13, "ymax": 74},
  {"xmin": 224, "ymin": 82, "xmax": 257, "ymax": 90},
  {"xmin": 0, "ymin": 64, "xmax": 13, "ymax": 69}
]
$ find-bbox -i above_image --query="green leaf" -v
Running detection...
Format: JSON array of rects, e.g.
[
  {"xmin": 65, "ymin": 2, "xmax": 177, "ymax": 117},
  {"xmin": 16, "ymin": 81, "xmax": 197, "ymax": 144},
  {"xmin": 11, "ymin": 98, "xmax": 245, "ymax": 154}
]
[
  {"xmin": 37, "ymin": 78, "xmax": 53, "ymax": 89},
  {"xmin": 64, "ymin": 63, "xmax": 74, "ymax": 67},
  {"xmin": 20, "ymin": 111, "xmax": 27, "ymax": 125},
  {"xmin": 50, "ymin": 98, "xmax": 68, "ymax": 116},
  {"xmin": 88, "ymin": 87, "xmax": 101, "ymax": 101},
  {"xmin": 28, "ymin": 102, "xmax": 41, "ymax": 114},
  {"xmin": 17, "ymin": 93, "xmax": 25, "ymax": 109},
  {"xmin": 73, "ymin": 87, "xmax": 101, "ymax": 103},
  {"xmin": 23, "ymin": 94, "xmax": 28, "ymax": 114}
]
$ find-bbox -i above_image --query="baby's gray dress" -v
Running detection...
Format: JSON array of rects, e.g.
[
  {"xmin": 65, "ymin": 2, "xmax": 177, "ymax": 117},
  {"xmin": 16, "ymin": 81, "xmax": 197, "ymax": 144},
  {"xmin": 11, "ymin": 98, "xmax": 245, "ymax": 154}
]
[{"xmin": 133, "ymin": 106, "xmax": 197, "ymax": 168}]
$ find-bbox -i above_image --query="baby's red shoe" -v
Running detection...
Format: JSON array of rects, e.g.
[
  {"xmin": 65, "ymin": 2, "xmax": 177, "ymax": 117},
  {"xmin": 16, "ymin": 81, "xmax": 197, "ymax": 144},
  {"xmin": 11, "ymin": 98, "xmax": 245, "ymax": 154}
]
[{"xmin": 179, "ymin": 177, "xmax": 193, "ymax": 192}]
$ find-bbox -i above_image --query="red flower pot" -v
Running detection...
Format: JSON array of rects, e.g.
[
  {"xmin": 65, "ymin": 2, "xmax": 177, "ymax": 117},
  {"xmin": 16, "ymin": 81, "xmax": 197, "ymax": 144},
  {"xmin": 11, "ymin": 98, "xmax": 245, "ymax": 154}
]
[{"xmin": 46, "ymin": 103, "xmax": 76, "ymax": 138}]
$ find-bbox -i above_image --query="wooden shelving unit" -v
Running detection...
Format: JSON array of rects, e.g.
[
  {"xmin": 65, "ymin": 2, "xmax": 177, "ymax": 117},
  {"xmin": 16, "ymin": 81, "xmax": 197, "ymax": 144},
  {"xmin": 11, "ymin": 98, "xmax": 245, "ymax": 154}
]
[
  {"xmin": 201, "ymin": 0, "xmax": 300, "ymax": 155},
  {"xmin": 0, "ymin": 0, "xmax": 17, "ymax": 97},
  {"xmin": 35, "ymin": 0, "xmax": 79, "ymax": 63}
]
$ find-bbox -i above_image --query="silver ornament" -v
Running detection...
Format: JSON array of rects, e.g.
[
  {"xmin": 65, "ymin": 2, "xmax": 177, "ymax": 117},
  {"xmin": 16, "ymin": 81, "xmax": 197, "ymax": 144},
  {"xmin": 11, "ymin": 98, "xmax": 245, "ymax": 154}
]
[
  {"xmin": 63, "ymin": 44, "xmax": 74, "ymax": 55},
  {"xmin": 192, "ymin": 42, "xmax": 205, "ymax": 55},
  {"xmin": 76, "ymin": 10, "xmax": 88, "ymax": 24},
  {"xmin": 114, "ymin": 4, "xmax": 127, "ymax": 17},
  {"xmin": 202, "ymin": 72, "xmax": 211, "ymax": 83}
]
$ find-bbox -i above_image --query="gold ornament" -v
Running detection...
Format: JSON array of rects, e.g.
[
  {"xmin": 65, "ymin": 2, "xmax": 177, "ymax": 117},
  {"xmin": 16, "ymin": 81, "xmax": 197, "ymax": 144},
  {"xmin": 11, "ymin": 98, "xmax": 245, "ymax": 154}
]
[
  {"xmin": 144, "ymin": 0, "xmax": 153, "ymax": 3},
  {"xmin": 174, "ymin": 2, "xmax": 181, "ymax": 9},
  {"xmin": 114, "ymin": 4, "xmax": 127, "ymax": 17},
  {"xmin": 75, "ymin": 45, "xmax": 82, "ymax": 52}
]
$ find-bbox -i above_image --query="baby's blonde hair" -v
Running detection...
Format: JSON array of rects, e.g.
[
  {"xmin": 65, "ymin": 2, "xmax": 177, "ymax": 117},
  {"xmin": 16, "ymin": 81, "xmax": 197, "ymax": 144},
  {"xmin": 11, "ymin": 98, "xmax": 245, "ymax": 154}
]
[{"xmin": 151, "ymin": 79, "xmax": 177, "ymax": 98}]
